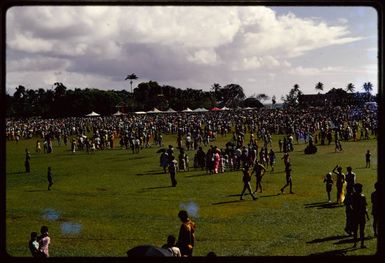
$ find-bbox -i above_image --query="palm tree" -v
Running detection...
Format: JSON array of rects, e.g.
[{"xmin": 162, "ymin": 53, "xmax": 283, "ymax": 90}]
[
  {"xmin": 346, "ymin": 83, "xmax": 355, "ymax": 93},
  {"xmin": 363, "ymin": 82, "xmax": 373, "ymax": 93},
  {"xmin": 315, "ymin": 82, "xmax": 324, "ymax": 93},
  {"xmin": 125, "ymin": 73, "xmax": 138, "ymax": 93}
]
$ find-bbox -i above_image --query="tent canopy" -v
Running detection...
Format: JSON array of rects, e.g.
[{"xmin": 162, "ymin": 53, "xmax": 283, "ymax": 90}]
[
  {"xmin": 147, "ymin": 108, "xmax": 162, "ymax": 114},
  {"xmin": 210, "ymin": 107, "xmax": 222, "ymax": 111},
  {"xmin": 193, "ymin": 107, "xmax": 208, "ymax": 112},
  {"xmin": 113, "ymin": 111, "xmax": 126, "ymax": 116},
  {"xmin": 86, "ymin": 111, "xmax": 100, "ymax": 117},
  {"xmin": 182, "ymin": 107, "xmax": 192, "ymax": 112},
  {"xmin": 164, "ymin": 108, "xmax": 177, "ymax": 113}
]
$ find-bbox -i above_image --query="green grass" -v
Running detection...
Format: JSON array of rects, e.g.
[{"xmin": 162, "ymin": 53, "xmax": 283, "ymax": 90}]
[{"xmin": 5, "ymin": 133, "xmax": 378, "ymax": 256}]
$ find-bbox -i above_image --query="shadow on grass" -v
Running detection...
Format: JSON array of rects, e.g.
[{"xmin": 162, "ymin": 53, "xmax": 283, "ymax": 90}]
[
  {"xmin": 304, "ymin": 201, "xmax": 343, "ymax": 209},
  {"xmin": 212, "ymin": 200, "xmax": 243, "ymax": 205},
  {"xmin": 143, "ymin": 186, "xmax": 173, "ymax": 190},
  {"xmin": 186, "ymin": 173, "xmax": 210, "ymax": 178},
  {"xmin": 7, "ymin": 171, "xmax": 25, "ymax": 175},
  {"xmin": 333, "ymin": 236, "xmax": 375, "ymax": 245},
  {"xmin": 309, "ymin": 247, "xmax": 359, "ymax": 256},
  {"xmin": 25, "ymin": 189, "xmax": 48, "ymax": 193},
  {"xmin": 259, "ymin": 193, "xmax": 281, "ymax": 198},
  {"xmin": 307, "ymin": 234, "xmax": 350, "ymax": 244},
  {"xmin": 136, "ymin": 171, "xmax": 165, "ymax": 176}
]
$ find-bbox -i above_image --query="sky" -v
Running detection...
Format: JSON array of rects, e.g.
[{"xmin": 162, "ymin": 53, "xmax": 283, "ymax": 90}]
[{"xmin": 6, "ymin": 5, "xmax": 378, "ymax": 103}]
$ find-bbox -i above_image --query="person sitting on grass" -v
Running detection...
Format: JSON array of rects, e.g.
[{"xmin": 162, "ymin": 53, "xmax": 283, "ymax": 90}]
[{"xmin": 162, "ymin": 235, "xmax": 181, "ymax": 257}]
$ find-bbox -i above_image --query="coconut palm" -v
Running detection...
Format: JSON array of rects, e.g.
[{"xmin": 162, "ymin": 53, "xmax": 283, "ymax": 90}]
[
  {"xmin": 125, "ymin": 73, "xmax": 138, "ymax": 93},
  {"xmin": 363, "ymin": 82, "xmax": 373, "ymax": 93},
  {"xmin": 346, "ymin": 83, "xmax": 355, "ymax": 93},
  {"xmin": 315, "ymin": 82, "xmax": 324, "ymax": 93}
]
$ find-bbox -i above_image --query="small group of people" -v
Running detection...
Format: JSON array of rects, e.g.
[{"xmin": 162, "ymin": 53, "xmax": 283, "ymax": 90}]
[
  {"xmin": 28, "ymin": 226, "xmax": 51, "ymax": 258},
  {"xmin": 323, "ymin": 165, "xmax": 378, "ymax": 248},
  {"xmin": 161, "ymin": 210, "xmax": 196, "ymax": 257}
]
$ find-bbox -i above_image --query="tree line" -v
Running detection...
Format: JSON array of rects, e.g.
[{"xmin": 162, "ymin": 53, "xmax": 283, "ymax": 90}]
[{"xmin": 5, "ymin": 81, "xmax": 264, "ymax": 118}]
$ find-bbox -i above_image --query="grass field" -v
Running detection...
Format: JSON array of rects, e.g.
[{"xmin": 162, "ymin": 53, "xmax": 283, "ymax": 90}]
[{"xmin": 5, "ymin": 133, "xmax": 378, "ymax": 256}]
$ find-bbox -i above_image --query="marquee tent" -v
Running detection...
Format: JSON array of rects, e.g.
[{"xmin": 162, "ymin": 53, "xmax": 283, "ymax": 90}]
[
  {"xmin": 192, "ymin": 107, "xmax": 208, "ymax": 112},
  {"xmin": 147, "ymin": 108, "xmax": 162, "ymax": 114},
  {"xmin": 210, "ymin": 107, "xmax": 222, "ymax": 111},
  {"xmin": 112, "ymin": 111, "xmax": 126, "ymax": 116},
  {"xmin": 164, "ymin": 108, "xmax": 177, "ymax": 113},
  {"xmin": 182, "ymin": 108, "xmax": 193, "ymax": 112},
  {"xmin": 85, "ymin": 111, "xmax": 100, "ymax": 117}
]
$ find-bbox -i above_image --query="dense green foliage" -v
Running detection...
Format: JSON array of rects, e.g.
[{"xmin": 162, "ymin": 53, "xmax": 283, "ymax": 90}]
[
  {"xmin": 6, "ymin": 82, "xmax": 263, "ymax": 118},
  {"xmin": 6, "ymin": 134, "xmax": 378, "ymax": 256}
]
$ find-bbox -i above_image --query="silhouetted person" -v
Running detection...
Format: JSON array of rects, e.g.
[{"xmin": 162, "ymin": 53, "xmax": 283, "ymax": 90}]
[
  {"xmin": 323, "ymin": 172, "xmax": 333, "ymax": 203},
  {"xmin": 351, "ymin": 183, "xmax": 369, "ymax": 248},
  {"xmin": 240, "ymin": 165, "xmax": 257, "ymax": 200},
  {"xmin": 47, "ymin": 167, "xmax": 53, "ymax": 190},
  {"xmin": 280, "ymin": 163, "xmax": 293, "ymax": 194},
  {"xmin": 365, "ymin": 150, "xmax": 371, "ymax": 168},
  {"xmin": 371, "ymin": 182, "xmax": 379, "ymax": 237},
  {"xmin": 251, "ymin": 161, "xmax": 266, "ymax": 193},
  {"xmin": 168, "ymin": 156, "xmax": 178, "ymax": 187},
  {"xmin": 25, "ymin": 148, "xmax": 31, "ymax": 173},
  {"xmin": 162, "ymin": 235, "xmax": 181, "ymax": 257},
  {"xmin": 332, "ymin": 165, "xmax": 345, "ymax": 204}
]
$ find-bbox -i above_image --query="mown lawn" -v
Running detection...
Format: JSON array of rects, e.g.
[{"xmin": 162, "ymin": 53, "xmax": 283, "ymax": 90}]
[{"xmin": 5, "ymin": 133, "xmax": 378, "ymax": 256}]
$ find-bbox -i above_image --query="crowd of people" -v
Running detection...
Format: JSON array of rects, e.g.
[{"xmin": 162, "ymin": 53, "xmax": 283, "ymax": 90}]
[{"xmin": 9, "ymin": 104, "xmax": 378, "ymax": 256}]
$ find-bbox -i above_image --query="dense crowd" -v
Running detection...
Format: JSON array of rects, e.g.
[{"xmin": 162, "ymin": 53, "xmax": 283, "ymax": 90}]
[{"xmin": 7, "ymin": 104, "xmax": 379, "ymax": 256}]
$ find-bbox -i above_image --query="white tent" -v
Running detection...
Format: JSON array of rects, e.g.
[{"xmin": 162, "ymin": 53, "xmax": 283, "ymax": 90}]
[
  {"xmin": 182, "ymin": 107, "xmax": 193, "ymax": 112},
  {"xmin": 221, "ymin": 106, "xmax": 230, "ymax": 111},
  {"xmin": 147, "ymin": 108, "xmax": 163, "ymax": 114},
  {"xmin": 112, "ymin": 111, "xmax": 126, "ymax": 116},
  {"xmin": 193, "ymin": 107, "xmax": 208, "ymax": 112},
  {"xmin": 135, "ymin": 111, "xmax": 147, "ymax": 115},
  {"xmin": 86, "ymin": 111, "xmax": 100, "ymax": 117},
  {"xmin": 164, "ymin": 108, "xmax": 177, "ymax": 113}
]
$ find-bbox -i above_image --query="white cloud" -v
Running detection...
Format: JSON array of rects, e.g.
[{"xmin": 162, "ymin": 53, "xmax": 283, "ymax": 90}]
[{"xmin": 5, "ymin": 6, "xmax": 375, "ymax": 100}]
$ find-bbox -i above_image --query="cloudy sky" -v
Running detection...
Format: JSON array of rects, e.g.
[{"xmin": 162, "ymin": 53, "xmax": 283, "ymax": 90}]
[{"xmin": 6, "ymin": 5, "xmax": 378, "ymax": 102}]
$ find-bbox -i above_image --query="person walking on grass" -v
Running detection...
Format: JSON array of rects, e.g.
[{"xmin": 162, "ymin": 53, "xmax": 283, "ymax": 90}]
[
  {"xmin": 176, "ymin": 210, "xmax": 196, "ymax": 257},
  {"xmin": 47, "ymin": 167, "xmax": 53, "ymax": 191},
  {"xmin": 240, "ymin": 165, "xmax": 257, "ymax": 200},
  {"xmin": 323, "ymin": 172, "xmax": 333, "ymax": 203},
  {"xmin": 351, "ymin": 183, "xmax": 369, "ymax": 248},
  {"xmin": 280, "ymin": 163, "xmax": 294, "ymax": 194},
  {"xmin": 251, "ymin": 161, "xmax": 266, "ymax": 194}
]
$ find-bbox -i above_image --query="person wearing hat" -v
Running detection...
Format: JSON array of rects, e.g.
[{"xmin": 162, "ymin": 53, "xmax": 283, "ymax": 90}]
[
  {"xmin": 323, "ymin": 172, "xmax": 333, "ymax": 203},
  {"xmin": 240, "ymin": 165, "xmax": 257, "ymax": 200}
]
